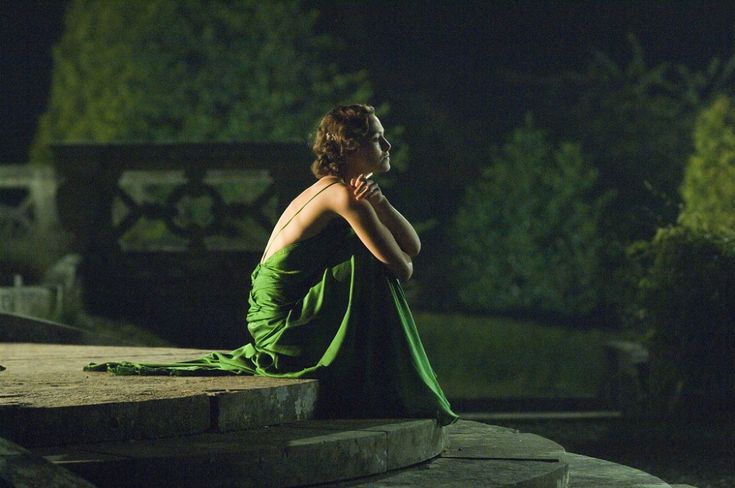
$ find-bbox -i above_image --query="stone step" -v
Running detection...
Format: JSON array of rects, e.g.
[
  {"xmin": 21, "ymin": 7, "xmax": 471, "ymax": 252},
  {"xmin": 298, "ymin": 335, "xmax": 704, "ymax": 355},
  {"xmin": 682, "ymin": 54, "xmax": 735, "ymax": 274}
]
[
  {"xmin": 340, "ymin": 420, "xmax": 570, "ymax": 487},
  {"xmin": 0, "ymin": 343, "xmax": 317, "ymax": 447},
  {"xmin": 0, "ymin": 343, "xmax": 682, "ymax": 487},
  {"xmin": 34, "ymin": 418, "xmax": 445, "ymax": 488},
  {"xmin": 339, "ymin": 421, "xmax": 681, "ymax": 488},
  {"xmin": 563, "ymin": 452, "xmax": 672, "ymax": 487}
]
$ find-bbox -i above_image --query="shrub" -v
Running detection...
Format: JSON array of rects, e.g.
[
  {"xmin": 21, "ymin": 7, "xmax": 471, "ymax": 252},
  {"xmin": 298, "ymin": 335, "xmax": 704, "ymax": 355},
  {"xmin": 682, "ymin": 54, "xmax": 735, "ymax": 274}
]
[
  {"xmin": 452, "ymin": 118, "xmax": 609, "ymax": 318},
  {"xmin": 527, "ymin": 34, "xmax": 735, "ymax": 243},
  {"xmin": 679, "ymin": 95, "xmax": 735, "ymax": 233},
  {"xmin": 632, "ymin": 225, "xmax": 735, "ymax": 416}
]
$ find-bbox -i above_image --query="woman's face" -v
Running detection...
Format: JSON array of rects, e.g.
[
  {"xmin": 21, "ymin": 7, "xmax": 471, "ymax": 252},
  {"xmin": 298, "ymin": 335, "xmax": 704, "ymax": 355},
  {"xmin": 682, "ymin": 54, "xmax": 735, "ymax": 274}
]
[{"xmin": 350, "ymin": 114, "xmax": 392, "ymax": 174}]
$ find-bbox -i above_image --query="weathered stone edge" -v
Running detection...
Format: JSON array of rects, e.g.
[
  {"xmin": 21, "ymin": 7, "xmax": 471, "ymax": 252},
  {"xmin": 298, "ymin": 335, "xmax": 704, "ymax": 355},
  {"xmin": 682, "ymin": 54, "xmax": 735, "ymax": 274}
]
[
  {"xmin": 37, "ymin": 419, "xmax": 446, "ymax": 487},
  {"xmin": 323, "ymin": 420, "xmax": 571, "ymax": 487},
  {"xmin": 289, "ymin": 418, "xmax": 447, "ymax": 471},
  {"xmin": 1, "ymin": 380, "xmax": 319, "ymax": 448}
]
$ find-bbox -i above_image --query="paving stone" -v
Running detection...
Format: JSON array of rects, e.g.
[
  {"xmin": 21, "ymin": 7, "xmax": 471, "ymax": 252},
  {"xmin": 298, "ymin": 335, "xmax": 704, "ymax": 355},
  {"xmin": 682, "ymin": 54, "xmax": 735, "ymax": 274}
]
[{"xmin": 1, "ymin": 436, "xmax": 96, "ymax": 488}]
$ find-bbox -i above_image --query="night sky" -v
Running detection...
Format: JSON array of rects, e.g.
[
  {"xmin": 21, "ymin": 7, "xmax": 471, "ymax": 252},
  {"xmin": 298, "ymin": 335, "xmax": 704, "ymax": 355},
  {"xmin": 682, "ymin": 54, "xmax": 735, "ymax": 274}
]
[{"xmin": 2, "ymin": 0, "xmax": 735, "ymax": 163}]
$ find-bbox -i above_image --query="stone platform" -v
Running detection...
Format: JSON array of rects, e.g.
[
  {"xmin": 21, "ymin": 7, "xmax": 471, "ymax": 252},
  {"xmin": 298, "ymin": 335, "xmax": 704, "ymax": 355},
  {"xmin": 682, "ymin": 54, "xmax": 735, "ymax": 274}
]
[
  {"xmin": 0, "ymin": 343, "xmax": 318, "ymax": 446},
  {"xmin": 0, "ymin": 343, "xmax": 687, "ymax": 487}
]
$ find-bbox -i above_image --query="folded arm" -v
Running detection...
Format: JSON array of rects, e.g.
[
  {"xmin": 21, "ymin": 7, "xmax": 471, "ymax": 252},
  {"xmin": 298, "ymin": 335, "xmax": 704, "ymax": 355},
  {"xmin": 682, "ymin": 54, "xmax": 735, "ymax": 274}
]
[
  {"xmin": 370, "ymin": 199, "xmax": 421, "ymax": 257},
  {"xmin": 350, "ymin": 175, "xmax": 421, "ymax": 257},
  {"xmin": 328, "ymin": 183, "xmax": 413, "ymax": 281}
]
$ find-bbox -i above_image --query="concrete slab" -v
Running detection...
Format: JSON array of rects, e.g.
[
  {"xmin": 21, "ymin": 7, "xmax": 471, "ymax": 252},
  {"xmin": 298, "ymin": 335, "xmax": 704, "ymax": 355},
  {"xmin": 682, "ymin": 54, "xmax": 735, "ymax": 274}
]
[{"xmin": 0, "ymin": 343, "xmax": 317, "ymax": 446}]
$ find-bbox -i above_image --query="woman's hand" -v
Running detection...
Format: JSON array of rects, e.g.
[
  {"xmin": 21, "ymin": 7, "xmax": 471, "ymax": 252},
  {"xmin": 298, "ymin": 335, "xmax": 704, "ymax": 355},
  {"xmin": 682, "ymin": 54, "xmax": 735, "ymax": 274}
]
[{"xmin": 349, "ymin": 173, "xmax": 386, "ymax": 207}]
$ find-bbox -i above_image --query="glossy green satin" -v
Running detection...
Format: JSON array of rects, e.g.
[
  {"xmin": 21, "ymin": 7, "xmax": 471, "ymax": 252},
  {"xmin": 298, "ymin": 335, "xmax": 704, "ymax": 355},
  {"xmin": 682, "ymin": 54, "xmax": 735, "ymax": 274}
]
[{"xmin": 84, "ymin": 220, "xmax": 458, "ymax": 426}]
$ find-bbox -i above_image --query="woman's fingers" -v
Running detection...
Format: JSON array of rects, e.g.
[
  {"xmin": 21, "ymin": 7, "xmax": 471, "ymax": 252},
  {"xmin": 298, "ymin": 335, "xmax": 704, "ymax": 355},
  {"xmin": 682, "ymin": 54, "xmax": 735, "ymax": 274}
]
[
  {"xmin": 355, "ymin": 184, "xmax": 368, "ymax": 199},
  {"xmin": 357, "ymin": 186, "xmax": 374, "ymax": 200},
  {"xmin": 351, "ymin": 174, "xmax": 380, "ymax": 201}
]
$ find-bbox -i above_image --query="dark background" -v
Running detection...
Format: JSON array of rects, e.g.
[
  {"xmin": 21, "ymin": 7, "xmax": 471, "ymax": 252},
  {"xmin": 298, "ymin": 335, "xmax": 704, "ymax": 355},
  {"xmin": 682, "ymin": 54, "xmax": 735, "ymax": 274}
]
[{"xmin": 3, "ymin": 0, "xmax": 735, "ymax": 164}]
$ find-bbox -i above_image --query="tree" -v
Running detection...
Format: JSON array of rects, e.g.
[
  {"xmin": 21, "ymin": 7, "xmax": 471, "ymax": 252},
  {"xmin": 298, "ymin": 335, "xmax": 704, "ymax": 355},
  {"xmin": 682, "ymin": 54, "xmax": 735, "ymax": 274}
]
[
  {"xmin": 452, "ymin": 118, "xmax": 608, "ymax": 318},
  {"xmin": 517, "ymin": 34, "xmax": 735, "ymax": 244},
  {"xmin": 679, "ymin": 95, "xmax": 735, "ymax": 233},
  {"xmin": 31, "ymin": 0, "xmax": 374, "ymax": 163}
]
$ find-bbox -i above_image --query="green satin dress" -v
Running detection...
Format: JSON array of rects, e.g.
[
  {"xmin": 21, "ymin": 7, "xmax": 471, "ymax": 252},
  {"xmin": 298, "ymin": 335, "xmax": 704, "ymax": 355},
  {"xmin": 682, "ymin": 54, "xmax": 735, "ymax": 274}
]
[{"xmin": 84, "ymin": 182, "xmax": 458, "ymax": 426}]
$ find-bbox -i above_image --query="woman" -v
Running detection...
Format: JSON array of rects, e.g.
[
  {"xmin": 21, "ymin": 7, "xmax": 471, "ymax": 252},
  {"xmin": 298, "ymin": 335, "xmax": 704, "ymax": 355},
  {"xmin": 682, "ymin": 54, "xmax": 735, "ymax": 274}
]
[{"xmin": 86, "ymin": 104, "xmax": 458, "ymax": 426}]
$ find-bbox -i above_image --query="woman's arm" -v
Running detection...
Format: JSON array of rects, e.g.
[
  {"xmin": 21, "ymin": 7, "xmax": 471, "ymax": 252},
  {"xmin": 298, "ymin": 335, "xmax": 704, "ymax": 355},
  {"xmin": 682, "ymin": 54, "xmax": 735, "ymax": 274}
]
[
  {"xmin": 327, "ymin": 183, "xmax": 413, "ymax": 281},
  {"xmin": 370, "ymin": 199, "xmax": 421, "ymax": 257},
  {"xmin": 351, "ymin": 175, "xmax": 421, "ymax": 256}
]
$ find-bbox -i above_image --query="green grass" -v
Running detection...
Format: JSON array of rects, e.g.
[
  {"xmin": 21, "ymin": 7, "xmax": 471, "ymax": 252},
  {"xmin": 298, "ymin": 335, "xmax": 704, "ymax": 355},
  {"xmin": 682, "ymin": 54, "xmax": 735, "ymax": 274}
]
[{"xmin": 414, "ymin": 311, "xmax": 624, "ymax": 399}]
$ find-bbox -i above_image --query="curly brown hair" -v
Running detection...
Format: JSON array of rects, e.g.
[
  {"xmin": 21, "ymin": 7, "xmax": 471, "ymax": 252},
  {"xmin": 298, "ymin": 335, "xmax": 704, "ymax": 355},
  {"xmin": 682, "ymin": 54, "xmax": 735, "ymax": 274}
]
[{"xmin": 311, "ymin": 104, "xmax": 375, "ymax": 178}]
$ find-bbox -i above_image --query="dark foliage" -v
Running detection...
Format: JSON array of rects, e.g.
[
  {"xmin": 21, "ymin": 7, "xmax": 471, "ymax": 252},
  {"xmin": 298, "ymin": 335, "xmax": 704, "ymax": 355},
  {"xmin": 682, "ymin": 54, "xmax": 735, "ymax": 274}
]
[{"xmin": 630, "ymin": 226, "xmax": 735, "ymax": 416}]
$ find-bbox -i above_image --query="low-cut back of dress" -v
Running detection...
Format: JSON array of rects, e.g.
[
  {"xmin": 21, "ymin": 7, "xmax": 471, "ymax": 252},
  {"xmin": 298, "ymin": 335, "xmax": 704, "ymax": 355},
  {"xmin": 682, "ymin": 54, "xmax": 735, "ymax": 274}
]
[{"xmin": 84, "ymin": 180, "xmax": 458, "ymax": 426}]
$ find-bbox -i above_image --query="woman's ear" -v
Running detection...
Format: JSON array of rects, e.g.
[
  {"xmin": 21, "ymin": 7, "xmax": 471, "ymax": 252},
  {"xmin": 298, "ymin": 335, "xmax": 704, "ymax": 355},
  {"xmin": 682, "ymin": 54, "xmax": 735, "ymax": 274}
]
[{"xmin": 343, "ymin": 139, "xmax": 359, "ymax": 152}]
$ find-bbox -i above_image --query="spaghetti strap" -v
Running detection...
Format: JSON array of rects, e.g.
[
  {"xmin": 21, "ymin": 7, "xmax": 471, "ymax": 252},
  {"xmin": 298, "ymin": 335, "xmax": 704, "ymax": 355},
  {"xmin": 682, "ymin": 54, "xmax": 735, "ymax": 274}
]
[{"xmin": 260, "ymin": 180, "xmax": 340, "ymax": 263}]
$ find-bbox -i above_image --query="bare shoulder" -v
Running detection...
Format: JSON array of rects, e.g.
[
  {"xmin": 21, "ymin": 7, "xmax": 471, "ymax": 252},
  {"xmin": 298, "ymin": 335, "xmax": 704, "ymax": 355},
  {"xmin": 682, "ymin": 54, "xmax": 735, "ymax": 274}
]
[{"xmin": 318, "ymin": 177, "xmax": 370, "ymax": 213}]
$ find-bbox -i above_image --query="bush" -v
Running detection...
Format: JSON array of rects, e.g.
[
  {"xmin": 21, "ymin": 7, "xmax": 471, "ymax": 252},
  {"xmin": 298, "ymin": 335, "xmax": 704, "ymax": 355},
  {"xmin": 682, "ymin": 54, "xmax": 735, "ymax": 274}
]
[
  {"xmin": 526, "ymin": 34, "xmax": 735, "ymax": 243},
  {"xmin": 679, "ymin": 95, "xmax": 735, "ymax": 233},
  {"xmin": 452, "ymin": 118, "xmax": 609, "ymax": 318},
  {"xmin": 632, "ymin": 225, "xmax": 735, "ymax": 416}
]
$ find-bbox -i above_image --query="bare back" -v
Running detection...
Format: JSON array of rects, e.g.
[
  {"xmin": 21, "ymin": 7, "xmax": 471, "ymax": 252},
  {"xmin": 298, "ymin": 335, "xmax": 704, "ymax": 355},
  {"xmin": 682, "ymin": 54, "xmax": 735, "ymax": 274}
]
[{"xmin": 260, "ymin": 177, "xmax": 341, "ymax": 264}]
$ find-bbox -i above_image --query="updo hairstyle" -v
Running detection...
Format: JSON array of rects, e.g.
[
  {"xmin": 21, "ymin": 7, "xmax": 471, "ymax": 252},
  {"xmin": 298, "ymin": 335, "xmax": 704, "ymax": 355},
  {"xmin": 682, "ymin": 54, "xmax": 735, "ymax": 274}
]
[{"xmin": 311, "ymin": 104, "xmax": 375, "ymax": 178}]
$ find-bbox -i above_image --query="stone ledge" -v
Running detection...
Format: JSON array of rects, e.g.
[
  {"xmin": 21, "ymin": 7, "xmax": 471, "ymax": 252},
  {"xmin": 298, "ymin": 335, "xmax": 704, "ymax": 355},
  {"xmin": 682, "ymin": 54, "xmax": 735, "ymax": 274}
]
[
  {"xmin": 330, "ymin": 420, "xmax": 570, "ymax": 487},
  {"xmin": 34, "ymin": 419, "xmax": 445, "ymax": 488},
  {"xmin": 0, "ymin": 343, "xmax": 317, "ymax": 447},
  {"xmin": 290, "ymin": 419, "xmax": 446, "ymax": 471}
]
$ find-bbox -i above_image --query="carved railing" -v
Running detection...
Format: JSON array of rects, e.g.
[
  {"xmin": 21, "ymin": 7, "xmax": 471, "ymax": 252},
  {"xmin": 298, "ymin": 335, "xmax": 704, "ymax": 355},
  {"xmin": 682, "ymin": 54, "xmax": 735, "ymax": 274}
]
[
  {"xmin": 52, "ymin": 142, "xmax": 312, "ymax": 347},
  {"xmin": 0, "ymin": 165, "xmax": 58, "ymax": 239}
]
